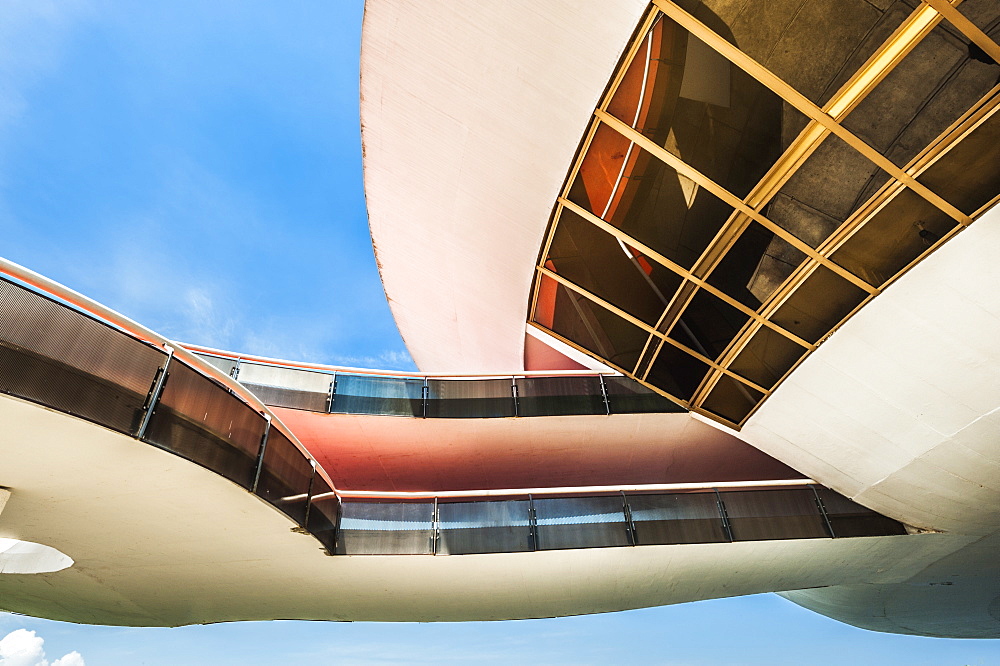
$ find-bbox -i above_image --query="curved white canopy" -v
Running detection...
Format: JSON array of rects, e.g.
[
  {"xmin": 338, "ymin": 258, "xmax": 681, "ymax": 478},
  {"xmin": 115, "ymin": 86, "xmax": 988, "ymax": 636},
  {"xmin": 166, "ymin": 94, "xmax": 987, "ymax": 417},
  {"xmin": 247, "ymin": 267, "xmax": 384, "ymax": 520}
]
[{"xmin": 361, "ymin": 0, "xmax": 648, "ymax": 371}]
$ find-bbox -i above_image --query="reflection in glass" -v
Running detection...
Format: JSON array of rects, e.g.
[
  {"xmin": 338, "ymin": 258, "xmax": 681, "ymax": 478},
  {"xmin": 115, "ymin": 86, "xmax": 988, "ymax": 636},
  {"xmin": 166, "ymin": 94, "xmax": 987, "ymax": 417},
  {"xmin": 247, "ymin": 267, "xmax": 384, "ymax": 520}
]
[
  {"xmin": 722, "ymin": 489, "xmax": 830, "ymax": 540},
  {"xmin": 645, "ymin": 341, "xmax": 711, "ymax": 402},
  {"xmin": 700, "ymin": 373, "xmax": 764, "ymax": 424},
  {"xmin": 629, "ymin": 492, "xmax": 728, "ymax": 544},
  {"xmin": 515, "ymin": 376, "xmax": 605, "ymax": 417},
  {"xmin": 335, "ymin": 502, "xmax": 435, "ymax": 555},
  {"xmin": 255, "ymin": 428, "xmax": 313, "ymax": 525},
  {"xmin": 918, "ymin": 108, "xmax": 1000, "ymax": 216},
  {"xmin": 438, "ymin": 501, "xmax": 532, "ymax": 554},
  {"xmin": 425, "ymin": 379, "xmax": 515, "ymax": 418},
  {"xmin": 728, "ymin": 326, "xmax": 808, "ymax": 390},
  {"xmin": 814, "ymin": 487, "xmax": 907, "ymax": 537},
  {"xmin": 770, "ymin": 265, "xmax": 868, "ymax": 344},
  {"xmin": 534, "ymin": 496, "xmax": 630, "ymax": 550},
  {"xmin": 705, "ymin": 222, "xmax": 807, "ymax": 310},
  {"xmin": 331, "ymin": 374, "xmax": 424, "ymax": 417},
  {"xmin": 603, "ymin": 376, "xmax": 685, "ymax": 414}
]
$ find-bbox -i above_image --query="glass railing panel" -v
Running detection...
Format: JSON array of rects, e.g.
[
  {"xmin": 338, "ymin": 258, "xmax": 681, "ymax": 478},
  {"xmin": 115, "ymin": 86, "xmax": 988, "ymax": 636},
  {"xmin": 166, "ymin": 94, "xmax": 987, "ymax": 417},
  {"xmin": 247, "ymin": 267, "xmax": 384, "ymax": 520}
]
[
  {"xmin": 514, "ymin": 376, "xmax": 605, "ymax": 417},
  {"xmin": 254, "ymin": 428, "xmax": 313, "ymax": 525},
  {"xmin": 330, "ymin": 374, "xmax": 424, "ymax": 416},
  {"xmin": 425, "ymin": 378, "xmax": 515, "ymax": 418},
  {"xmin": 237, "ymin": 362, "xmax": 331, "ymax": 412},
  {"xmin": 306, "ymin": 475, "xmax": 339, "ymax": 553},
  {"xmin": 628, "ymin": 492, "xmax": 728, "ymax": 545},
  {"xmin": 193, "ymin": 353, "xmax": 238, "ymax": 378},
  {"xmin": 814, "ymin": 487, "xmax": 907, "ymax": 537},
  {"xmin": 0, "ymin": 278, "xmax": 166, "ymax": 436},
  {"xmin": 721, "ymin": 489, "xmax": 830, "ymax": 541},
  {"xmin": 602, "ymin": 376, "xmax": 683, "ymax": 414},
  {"xmin": 335, "ymin": 501, "xmax": 435, "ymax": 555},
  {"xmin": 142, "ymin": 360, "xmax": 265, "ymax": 489},
  {"xmin": 533, "ymin": 496, "xmax": 630, "ymax": 550},
  {"xmin": 437, "ymin": 500, "xmax": 533, "ymax": 555}
]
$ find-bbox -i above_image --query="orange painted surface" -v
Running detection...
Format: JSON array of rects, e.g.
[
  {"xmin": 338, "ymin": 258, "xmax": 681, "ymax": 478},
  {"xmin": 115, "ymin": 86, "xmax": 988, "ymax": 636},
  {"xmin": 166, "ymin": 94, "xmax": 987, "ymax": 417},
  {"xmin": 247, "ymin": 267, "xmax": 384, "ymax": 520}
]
[{"xmin": 275, "ymin": 407, "xmax": 804, "ymax": 492}]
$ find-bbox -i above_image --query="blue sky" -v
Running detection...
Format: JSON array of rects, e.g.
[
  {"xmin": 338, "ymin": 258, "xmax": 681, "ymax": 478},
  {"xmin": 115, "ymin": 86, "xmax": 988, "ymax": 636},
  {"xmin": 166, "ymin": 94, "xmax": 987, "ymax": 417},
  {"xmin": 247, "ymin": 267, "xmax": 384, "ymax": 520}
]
[{"xmin": 0, "ymin": 1, "xmax": 998, "ymax": 664}]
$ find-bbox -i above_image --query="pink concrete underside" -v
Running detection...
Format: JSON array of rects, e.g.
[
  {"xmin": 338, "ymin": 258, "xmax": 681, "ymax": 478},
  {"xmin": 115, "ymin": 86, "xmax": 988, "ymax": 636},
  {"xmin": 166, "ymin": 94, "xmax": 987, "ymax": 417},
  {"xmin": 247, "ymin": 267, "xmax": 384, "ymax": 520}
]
[{"xmin": 273, "ymin": 408, "xmax": 804, "ymax": 492}]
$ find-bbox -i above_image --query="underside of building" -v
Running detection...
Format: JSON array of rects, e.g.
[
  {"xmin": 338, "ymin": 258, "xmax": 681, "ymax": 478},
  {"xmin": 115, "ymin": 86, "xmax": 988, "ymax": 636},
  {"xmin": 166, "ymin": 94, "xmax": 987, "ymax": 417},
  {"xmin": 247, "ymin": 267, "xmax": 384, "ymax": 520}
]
[{"xmin": 0, "ymin": 0, "xmax": 998, "ymax": 639}]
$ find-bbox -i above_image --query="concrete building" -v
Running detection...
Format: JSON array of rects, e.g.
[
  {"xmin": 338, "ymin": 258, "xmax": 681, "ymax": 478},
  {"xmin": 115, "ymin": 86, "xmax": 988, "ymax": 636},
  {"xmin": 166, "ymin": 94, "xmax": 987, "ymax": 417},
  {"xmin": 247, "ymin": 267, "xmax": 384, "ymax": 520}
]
[{"xmin": 0, "ymin": 0, "xmax": 997, "ymax": 637}]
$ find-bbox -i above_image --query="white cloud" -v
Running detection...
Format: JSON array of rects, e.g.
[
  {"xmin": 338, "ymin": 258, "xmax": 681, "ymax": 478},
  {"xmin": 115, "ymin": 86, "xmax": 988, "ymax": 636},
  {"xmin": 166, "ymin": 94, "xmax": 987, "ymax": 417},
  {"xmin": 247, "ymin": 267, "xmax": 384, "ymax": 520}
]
[{"xmin": 0, "ymin": 629, "xmax": 85, "ymax": 666}]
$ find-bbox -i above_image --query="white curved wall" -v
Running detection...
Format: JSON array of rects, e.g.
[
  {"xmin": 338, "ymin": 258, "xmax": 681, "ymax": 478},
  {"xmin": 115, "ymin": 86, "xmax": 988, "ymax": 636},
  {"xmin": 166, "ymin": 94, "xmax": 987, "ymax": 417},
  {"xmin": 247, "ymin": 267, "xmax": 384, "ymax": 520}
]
[{"xmin": 361, "ymin": 0, "xmax": 648, "ymax": 371}]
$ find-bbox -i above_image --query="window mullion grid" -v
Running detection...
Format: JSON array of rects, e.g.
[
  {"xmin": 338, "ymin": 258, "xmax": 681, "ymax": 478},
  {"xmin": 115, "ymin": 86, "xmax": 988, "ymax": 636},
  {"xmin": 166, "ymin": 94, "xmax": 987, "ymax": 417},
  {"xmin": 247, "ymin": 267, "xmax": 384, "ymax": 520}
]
[
  {"xmin": 650, "ymin": 0, "xmax": 970, "ymax": 227},
  {"xmin": 923, "ymin": 0, "xmax": 1000, "ymax": 66}
]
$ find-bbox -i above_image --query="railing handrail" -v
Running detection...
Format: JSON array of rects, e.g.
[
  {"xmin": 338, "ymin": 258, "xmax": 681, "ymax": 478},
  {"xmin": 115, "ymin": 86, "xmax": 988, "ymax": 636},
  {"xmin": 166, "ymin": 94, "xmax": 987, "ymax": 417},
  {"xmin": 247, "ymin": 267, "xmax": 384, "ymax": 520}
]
[
  {"xmin": 0, "ymin": 257, "xmax": 339, "ymax": 494},
  {"xmin": 182, "ymin": 343, "xmax": 623, "ymax": 379},
  {"xmin": 303, "ymin": 478, "xmax": 815, "ymax": 502}
]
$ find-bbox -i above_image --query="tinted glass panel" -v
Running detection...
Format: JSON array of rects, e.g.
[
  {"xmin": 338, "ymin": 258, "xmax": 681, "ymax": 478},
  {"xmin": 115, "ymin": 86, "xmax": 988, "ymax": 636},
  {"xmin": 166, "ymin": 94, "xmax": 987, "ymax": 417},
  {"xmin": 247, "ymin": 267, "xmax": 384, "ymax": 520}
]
[
  {"xmin": 728, "ymin": 326, "xmax": 808, "ymax": 390},
  {"xmin": 843, "ymin": 17, "xmax": 1000, "ymax": 169},
  {"xmin": 331, "ymin": 374, "xmax": 424, "ymax": 416},
  {"xmin": 603, "ymin": 375, "xmax": 684, "ymax": 414},
  {"xmin": 548, "ymin": 208, "xmax": 680, "ymax": 326},
  {"xmin": 0, "ymin": 278, "xmax": 166, "ymax": 435},
  {"xmin": 567, "ymin": 124, "xmax": 736, "ymax": 271},
  {"xmin": 238, "ymin": 362, "xmax": 331, "ymax": 412},
  {"xmin": 534, "ymin": 496, "xmax": 630, "ymax": 550},
  {"xmin": 438, "ymin": 500, "xmax": 532, "ymax": 555},
  {"xmin": 814, "ymin": 487, "xmax": 907, "ymax": 537},
  {"xmin": 606, "ymin": 13, "xmax": 810, "ymax": 197},
  {"xmin": 700, "ymin": 373, "xmax": 764, "ymax": 424},
  {"xmin": 143, "ymin": 361, "xmax": 265, "ymax": 489},
  {"xmin": 425, "ymin": 379, "xmax": 515, "ymax": 418},
  {"xmin": 335, "ymin": 502, "xmax": 435, "ymax": 555},
  {"xmin": 722, "ymin": 489, "xmax": 829, "ymax": 540},
  {"xmin": 255, "ymin": 428, "xmax": 313, "ymax": 525},
  {"xmin": 195, "ymin": 353, "xmax": 238, "ymax": 377},
  {"xmin": 645, "ymin": 341, "xmax": 711, "ymax": 402},
  {"xmin": 629, "ymin": 492, "xmax": 727, "ymax": 544},
  {"xmin": 831, "ymin": 187, "xmax": 959, "ymax": 287},
  {"xmin": 918, "ymin": 107, "xmax": 1000, "ymax": 216},
  {"xmin": 705, "ymin": 221, "xmax": 807, "ymax": 310},
  {"xmin": 770, "ymin": 265, "xmax": 869, "ymax": 345},
  {"xmin": 515, "ymin": 376, "xmax": 605, "ymax": 417},
  {"xmin": 669, "ymin": 289, "xmax": 749, "ymax": 361},
  {"xmin": 534, "ymin": 276, "xmax": 650, "ymax": 373},
  {"xmin": 242, "ymin": 383, "xmax": 328, "ymax": 412}
]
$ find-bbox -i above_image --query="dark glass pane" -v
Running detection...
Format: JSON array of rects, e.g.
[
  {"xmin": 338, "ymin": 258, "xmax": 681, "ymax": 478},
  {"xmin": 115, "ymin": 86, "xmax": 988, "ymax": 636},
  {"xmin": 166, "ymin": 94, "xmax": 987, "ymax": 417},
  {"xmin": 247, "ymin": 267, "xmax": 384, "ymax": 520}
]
[
  {"xmin": 728, "ymin": 326, "xmax": 808, "ymax": 390},
  {"xmin": 814, "ymin": 487, "xmax": 907, "ymax": 537},
  {"xmin": 629, "ymin": 492, "xmax": 728, "ymax": 544},
  {"xmin": 605, "ymin": 13, "xmax": 809, "ymax": 198},
  {"xmin": 548, "ymin": 208, "xmax": 680, "ymax": 326},
  {"xmin": 767, "ymin": 133, "xmax": 890, "ymax": 250},
  {"xmin": 705, "ymin": 221, "xmax": 807, "ymax": 309},
  {"xmin": 918, "ymin": 108, "xmax": 1000, "ymax": 216},
  {"xmin": 722, "ymin": 489, "xmax": 829, "ymax": 540},
  {"xmin": 566, "ymin": 123, "xmax": 736, "ymax": 271},
  {"xmin": 700, "ymin": 373, "xmax": 764, "ymax": 424},
  {"xmin": 771, "ymin": 265, "xmax": 869, "ymax": 344},
  {"xmin": 425, "ymin": 379, "xmax": 515, "ymax": 418},
  {"xmin": 646, "ymin": 342, "xmax": 711, "ymax": 402},
  {"xmin": 335, "ymin": 502, "xmax": 435, "ymax": 555},
  {"xmin": 534, "ymin": 496, "xmax": 630, "ymax": 550},
  {"xmin": 515, "ymin": 376, "xmax": 605, "ymax": 417},
  {"xmin": 669, "ymin": 289, "xmax": 749, "ymax": 361},
  {"xmin": 255, "ymin": 428, "xmax": 313, "ymax": 525},
  {"xmin": 330, "ymin": 374, "xmax": 424, "ymax": 416},
  {"xmin": 0, "ymin": 278, "xmax": 166, "ymax": 435},
  {"xmin": 534, "ymin": 276, "xmax": 650, "ymax": 372},
  {"xmin": 603, "ymin": 375, "xmax": 684, "ymax": 414},
  {"xmin": 242, "ymin": 383, "xmax": 329, "ymax": 412},
  {"xmin": 306, "ymin": 476, "xmax": 339, "ymax": 552},
  {"xmin": 438, "ymin": 500, "xmax": 532, "ymax": 555},
  {"xmin": 844, "ymin": 15, "xmax": 1000, "ymax": 169},
  {"xmin": 194, "ymin": 353, "xmax": 237, "ymax": 377},
  {"xmin": 831, "ymin": 187, "xmax": 959, "ymax": 287},
  {"xmin": 677, "ymin": 0, "xmax": 912, "ymax": 107},
  {"xmin": 143, "ymin": 361, "xmax": 265, "ymax": 489}
]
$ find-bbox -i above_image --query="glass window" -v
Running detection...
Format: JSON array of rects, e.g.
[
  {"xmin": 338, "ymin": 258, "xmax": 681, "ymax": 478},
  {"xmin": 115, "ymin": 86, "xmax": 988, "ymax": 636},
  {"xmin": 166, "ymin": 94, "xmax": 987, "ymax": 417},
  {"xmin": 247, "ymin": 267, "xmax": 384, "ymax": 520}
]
[
  {"xmin": 533, "ymin": 496, "xmax": 630, "ymax": 550},
  {"xmin": 722, "ymin": 489, "xmax": 829, "ymax": 540},
  {"xmin": 668, "ymin": 288, "xmax": 749, "ymax": 361},
  {"xmin": 628, "ymin": 492, "xmax": 728, "ymax": 544},
  {"xmin": 770, "ymin": 265, "xmax": 869, "ymax": 345},
  {"xmin": 330, "ymin": 374, "xmax": 424, "ymax": 417},
  {"xmin": 425, "ymin": 379, "xmax": 515, "ymax": 418},
  {"xmin": 548, "ymin": 208, "xmax": 680, "ymax": 326},
  {"xmin": 727, "ymin": 325, "xmax": 808, "ymax": 390},
  {"xmin": 335, "ymin": 502, "xmax": 435, "ymax": 555},
  {"xmin": 831, "ymin": 187, "xmax": 960, "ymax": 287},
  {"xmin": 533, "ymin": 276, "xmax": 650, "ymax": 373},
  {"xmin": 645, "ymin": 341, "xmax": 711, "ymax": 402},
  {"xmin": 437, "ymin": 500, "xmax": 532, "ymax": 555},
  {"xmin": 700, "ymin": 373, "xmax": 764, "ymax": 425},
  {"xmin": 842, "ymin": 17, "xmax": 1000, "ymax": 169},
  {"xmin": 918, "ymin": 108, "xmax": 1000, "ymax": 217}
]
